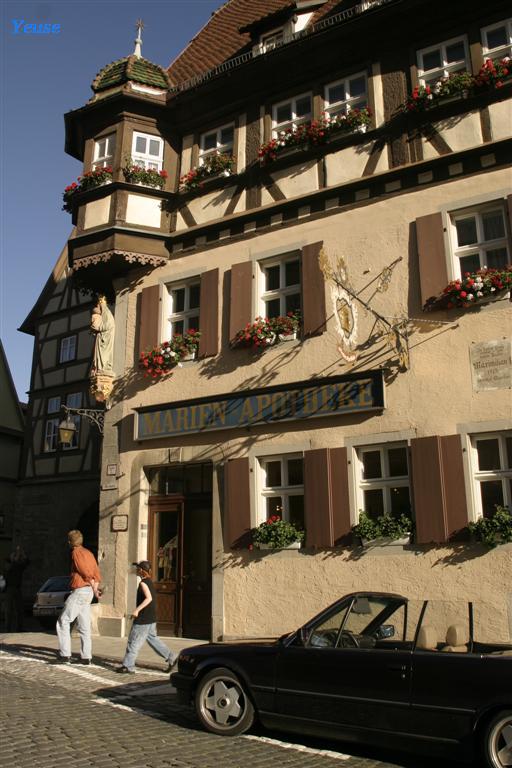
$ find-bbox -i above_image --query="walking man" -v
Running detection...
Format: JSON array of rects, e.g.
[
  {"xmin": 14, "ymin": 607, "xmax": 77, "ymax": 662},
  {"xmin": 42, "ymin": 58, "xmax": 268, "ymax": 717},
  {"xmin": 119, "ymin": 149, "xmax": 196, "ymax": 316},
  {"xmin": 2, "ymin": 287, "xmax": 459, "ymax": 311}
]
[
  {"xmin": 116, "ymin": 560, "xmax": 176, "ymax": 674},
  {"xmin": 55, "ymin": 529, "xmax": 101, "ymax": 665}
]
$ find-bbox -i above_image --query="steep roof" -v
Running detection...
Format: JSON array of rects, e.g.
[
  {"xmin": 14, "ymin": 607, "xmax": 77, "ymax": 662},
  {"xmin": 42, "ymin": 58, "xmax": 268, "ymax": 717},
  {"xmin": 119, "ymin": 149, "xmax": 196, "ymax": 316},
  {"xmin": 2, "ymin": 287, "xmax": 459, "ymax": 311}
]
[
  {"xmin": 168, "ymin": 0, "xmax": 346, "ymax": 86},
  {"xmin": 0, "ymin": 340, "xmax": 25, "ymax": 431}
]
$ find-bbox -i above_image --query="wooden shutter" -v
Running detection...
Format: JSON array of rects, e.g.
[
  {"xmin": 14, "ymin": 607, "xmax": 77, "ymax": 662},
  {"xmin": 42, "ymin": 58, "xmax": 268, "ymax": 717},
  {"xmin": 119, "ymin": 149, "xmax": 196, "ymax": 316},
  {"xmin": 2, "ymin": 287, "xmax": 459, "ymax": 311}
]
[
  {"xmin": 198, "ymin": 268, "xmax": 219, "ymax": 358},
  {"xmin": 440, "ymin": 434, "xmax": 469, "ymax": 539},
  {"xmin": 139, "ymin": 284, "xmax": 161, "ymax": 356},
  {"xmin": 304, "ymin": 448, "xmax": 351, "ymax": 547},
  {"xmin": 410, "ymin": 435, "xmax": 469, "ymax": 544},
  {"xmin": 224, "ymin": 458, "xmax": 251, "ymax": 548},
  {"xmin": 507, "ymin": 195, "xmax": 512, "ymax": 241},
  {"xmin": 416, "ymin": 213, "xmax": 449, "ymax": 306},
  {"xmin": 302, "ymin": 242, "xmax": 326, "ymax": 338},
  {"xmin": 229, "ymin": 261, "xmax": 253, "ymax": 341},
  {"xmin": 330, "ymin": 447, "xmax": 352, "ymax": 544}
]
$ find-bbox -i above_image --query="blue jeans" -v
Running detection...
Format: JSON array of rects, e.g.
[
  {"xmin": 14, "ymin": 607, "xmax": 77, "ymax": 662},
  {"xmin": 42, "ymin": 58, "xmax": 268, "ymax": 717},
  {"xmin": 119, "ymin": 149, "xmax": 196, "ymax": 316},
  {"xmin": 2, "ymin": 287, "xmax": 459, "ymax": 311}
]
[
  {"xmin": 56, "ymin": 586, "xmax": 94, "ymax": 659},
  {"xmin": 122, "ymin": 622, "xmax": 175, "ymax": 671}
]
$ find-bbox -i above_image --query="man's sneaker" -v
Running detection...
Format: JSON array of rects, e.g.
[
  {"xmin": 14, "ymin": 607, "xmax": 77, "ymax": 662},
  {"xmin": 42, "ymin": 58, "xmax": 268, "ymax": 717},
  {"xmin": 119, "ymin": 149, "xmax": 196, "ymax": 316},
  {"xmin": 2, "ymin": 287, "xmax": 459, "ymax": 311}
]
[
  {"xmin": 115, "ymin": 665, "xmax": 135, "ymax": 674},
  {"xmin": 74, "ymin": 658, "xmax": 92, "ymax": 665},
  {"xmin": 165, "ymin": 658, "xmax": 178, "ymax": 673},
  {"xmin": 51, "ymin": 655, "xmax": 71, "ymax": 664}
]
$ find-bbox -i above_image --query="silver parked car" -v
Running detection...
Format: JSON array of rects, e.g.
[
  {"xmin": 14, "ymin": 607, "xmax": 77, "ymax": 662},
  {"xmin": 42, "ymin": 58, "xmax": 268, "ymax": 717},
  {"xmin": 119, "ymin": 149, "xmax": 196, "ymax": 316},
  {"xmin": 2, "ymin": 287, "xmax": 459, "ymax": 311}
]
[{"xmin": 32, "ymin": 576, "xmax": 71, "ymax": 628}]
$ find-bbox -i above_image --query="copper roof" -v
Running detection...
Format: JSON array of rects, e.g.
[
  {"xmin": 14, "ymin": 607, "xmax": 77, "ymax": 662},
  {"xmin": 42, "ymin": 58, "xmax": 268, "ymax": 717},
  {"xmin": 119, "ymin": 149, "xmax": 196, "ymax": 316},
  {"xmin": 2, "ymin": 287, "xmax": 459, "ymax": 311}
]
[{"xmin": 168, "ymin": 1, "xmax": 346, "ymax": 86}]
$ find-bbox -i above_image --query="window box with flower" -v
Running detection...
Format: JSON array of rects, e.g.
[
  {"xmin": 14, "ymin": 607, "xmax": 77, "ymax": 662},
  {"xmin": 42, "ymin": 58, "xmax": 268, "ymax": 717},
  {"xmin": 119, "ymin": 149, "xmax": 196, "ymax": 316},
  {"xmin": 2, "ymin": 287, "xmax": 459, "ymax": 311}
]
[
  {"xmin": 180, "ymin": 152, "xmax": 234, "ymax": 192},
  {"xmin": 250, "ymin": 516, "xmax": 305, "ymax": 550},
  {"xmin": 122, "ymin": 159, "xmax": 168, "ymax": 189},
  {"xmin": 258, "ymin": 109, "xmax": 372, "ymax": 164},
  {"xmin": 139, "ymin": 330, "xmax": 201, "ymax": 378},
  {"xmin": 352, "ymin": 511, "xmax": 412, "ymax": 547},
  {"xmin": 62, "ymin": 167, "xmax": 113, "ymax": 213},
  {"xmin": 270, "ymin": 310, "xmax": 301, "ymax": 341},
  {"xmin": 423, "ymin": 266, "xmax": 512, "ymax": 312},
  {"xmin": 231, "ymin": 317, "xmax": 276, "ymax": 350}
]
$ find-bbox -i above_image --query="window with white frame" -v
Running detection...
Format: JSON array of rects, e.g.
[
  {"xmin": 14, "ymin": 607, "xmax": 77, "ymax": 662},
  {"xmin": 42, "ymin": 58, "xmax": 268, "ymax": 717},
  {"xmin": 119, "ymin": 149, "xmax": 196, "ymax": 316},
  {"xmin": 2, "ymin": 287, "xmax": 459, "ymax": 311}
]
[
  {"xmin": 47, "ymin": 396, "xmax": 61, "ymax": 414},
  {"xmin": 44, "ymin": 418, "xmax": 60, "ymax": 452},
  {"xmin": 166, "ymin": 280, "xmax": 200, "ymax": 337},
  {"xmin": 470, "ymin": 432, "xmax": 512, "ymax": 518},
  {"xmin": 324, "ymin": 72, "xmax": 368, "ymax": 117},
  {"xmin": 61, "ymin": 392, "xmax": 82, "ymax": 450},
  {"xmin": 260, "ymin": 254, "xmax": 301, "ymax": 319},
  {"xmin": 272, "ymin": 92, "xmax": 312, "ymax": 137},
  {"xmin": 356, "ymin": 443, "xmax": 412, "ymax": 520},
  {"xmin": 59, "ymin": 335, "xmax": 77, "ymax": 364},
  {"xmin": 481, "ymin": 18, "xmax": 512, "ymax": 59},
  {"xmin": 131, "ymin": 131, "xmax": 164, "ymax": 170},
  {"xmin": 260, "ymin": 27, "xmax": 285, "ymax": 52},
  {"xmin": 93, "ymin": 133, "xmax": 116, "ymax": 169},
  {"xmin": 258, "ymin": 454, "xmax": 304, "ymax": 528},
  {"xmin": 449, "ymin": 204, "xmax": 510, "ymax": 278},
  {"xmin": 199, "ymin": 123, "xmax": 234, "ymax": 163},
  {"xmin": 417, "ymin": 36, "xmax": 469, "ymax": 88}
]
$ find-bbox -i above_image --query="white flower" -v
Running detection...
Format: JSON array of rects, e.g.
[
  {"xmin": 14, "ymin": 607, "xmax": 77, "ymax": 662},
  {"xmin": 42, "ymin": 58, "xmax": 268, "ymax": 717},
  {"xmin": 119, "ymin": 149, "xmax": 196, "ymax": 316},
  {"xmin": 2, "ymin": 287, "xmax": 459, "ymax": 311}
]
[
  {"xmin": 476, "ymin": 291, "xmax": 483, "ymax": 297},
  {"xmin": 491, "ymin": 287, "xmax": 496, "ymax": 292},
  {"xmin": 467, "ymin": 294, "xmax": 474, "ymax": 300}
]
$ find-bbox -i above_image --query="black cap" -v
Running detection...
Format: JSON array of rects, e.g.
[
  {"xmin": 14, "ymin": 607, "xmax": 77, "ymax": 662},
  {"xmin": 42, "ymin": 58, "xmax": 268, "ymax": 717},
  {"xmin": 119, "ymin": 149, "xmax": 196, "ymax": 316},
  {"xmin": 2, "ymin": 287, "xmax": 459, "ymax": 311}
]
[{"xmin": 132, "ymin": 560, "xmax": 151, "ymax": 572}]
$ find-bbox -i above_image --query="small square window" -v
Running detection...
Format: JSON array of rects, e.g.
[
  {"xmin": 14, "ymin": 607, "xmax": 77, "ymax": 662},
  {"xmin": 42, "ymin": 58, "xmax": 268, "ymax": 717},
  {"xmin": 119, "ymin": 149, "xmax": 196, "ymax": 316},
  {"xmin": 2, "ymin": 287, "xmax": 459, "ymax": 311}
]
[
  {"xmin": 93, "ymin": 133, "xmax": 115, "ymax": 169},
  {"xmin": 450, "ymin": 204, "xmax": 510, "ymax": 279},
  {"xmin": 59, "ymin": 336, "xmax": 77, "ymax": 364},
  {"xmin": 132, "ymin": 132, "xmax": 163, "ymax": 171},
  {"xmin": 258, "ymin": 454, "xmax": 304, "ymax": 528},
  {"xmin": 261, "ymin": 255, "xmax": 301, "ymax": 320},
  {"xmin": 471, "ymin": 432, "xmax": 512, "ymax": 518},
  {"xmin": 166, "ymin": 279, "xmax": 201, "ymax": 340},
  {"xmin": 324, "ymin": 73, "xmax": 368, "ymax": 118},
  {"xmin": 356, "ymin": 443, "xmax": 411, "ymax": 521},
  {"xmin": 47, "ymin": 397, "xmax": 61, "ymax": 414},
  {"xmin": 199, "ymin": 122, "xmax": 235, "ymax": 162},
  {"xmin": 272, "ymin": 93, "xmax": 312, "ymax": 136},
  {"xmin": 417, "ymin": 36, "xmax": 469, "ymax": 87},
  {"xmin": 482, "ymin": 19, "xmax": 512, "ymax": 59},
  {"xmin": 44, "ymin": 418, "xmax": 60, "ymax": 452}
]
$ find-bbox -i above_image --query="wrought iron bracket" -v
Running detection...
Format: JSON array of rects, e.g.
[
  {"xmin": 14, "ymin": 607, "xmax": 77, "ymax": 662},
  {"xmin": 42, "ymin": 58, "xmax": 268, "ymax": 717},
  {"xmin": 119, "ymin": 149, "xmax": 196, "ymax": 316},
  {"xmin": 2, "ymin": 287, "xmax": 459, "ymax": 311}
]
[{"xmin": 62, "ymin": 405, "xmax": 105, "ymax": 433}]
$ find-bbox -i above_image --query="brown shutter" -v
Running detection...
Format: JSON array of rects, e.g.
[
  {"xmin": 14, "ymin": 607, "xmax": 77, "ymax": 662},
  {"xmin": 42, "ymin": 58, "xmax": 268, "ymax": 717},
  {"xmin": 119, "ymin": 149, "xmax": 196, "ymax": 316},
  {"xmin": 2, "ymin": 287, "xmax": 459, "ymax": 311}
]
[
  {"xmin": 440, "ymin": 434, "xmax": 469, "ymax": 539},
  {"xmin": 416, "ymin": 213, "xmax": 449, "ymax": 306},
  {"xmin": 507, "ymin": 195, "xmax": 512, "ymax": 240},
  {"xmin": 410, "ymin": 436, "xmax": 447, "ymax": 544},
  {"xmin": 199, "ymin": 268, "xmax": 219, "ymax": 358},
  {"xmin": 330, "ymin": 447, "xmax": 352, "ymax": 544},
  {"xmin": 229, "ymin": 261, "xmax": 253, "ymax": 341},
  {"xmin": 139, "ymin": 284, "xmax": 161, "ymax": 356},
  {"xmin": 224, "ymin": 458, "xmax": 251, "ymax": 548},
  {"xmin": 302, "ymin": 242, "xmax": 326, "ymax": 337},
  {"xmin": 304, "ymin": 448, "xmax": 351, "ymax": 547},
  {"xmin": 411, "ymin": 435, "xmax": 470, "ymax": 544}
]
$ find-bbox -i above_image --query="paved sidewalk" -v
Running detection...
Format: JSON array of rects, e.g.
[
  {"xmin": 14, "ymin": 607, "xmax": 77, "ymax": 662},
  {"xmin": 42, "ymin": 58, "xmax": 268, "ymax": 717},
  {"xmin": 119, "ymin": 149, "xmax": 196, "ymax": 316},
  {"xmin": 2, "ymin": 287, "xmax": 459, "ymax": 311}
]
[{"xmin": 0, "ymin": 629, "xmax": 206, "ymax": 670}]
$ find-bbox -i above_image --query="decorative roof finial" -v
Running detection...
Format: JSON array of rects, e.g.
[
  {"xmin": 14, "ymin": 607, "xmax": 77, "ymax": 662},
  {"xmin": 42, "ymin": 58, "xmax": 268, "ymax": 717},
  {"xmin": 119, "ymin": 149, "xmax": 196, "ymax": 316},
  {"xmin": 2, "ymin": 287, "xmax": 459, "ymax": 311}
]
[{"xmin": 133, "ymin": 18, "xmax": 144, "ymax": 58}]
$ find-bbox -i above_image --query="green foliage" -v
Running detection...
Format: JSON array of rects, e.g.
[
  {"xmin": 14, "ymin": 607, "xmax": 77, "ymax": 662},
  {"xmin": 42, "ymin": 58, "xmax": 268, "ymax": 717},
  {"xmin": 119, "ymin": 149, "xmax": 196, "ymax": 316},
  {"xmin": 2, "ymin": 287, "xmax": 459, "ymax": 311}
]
[
  {"xmin": 468, "ymin": 506, "xmax": 512, "ymax": 548},
  {"xmin": 251, "ymin": 516, "xmax": 305, "ymax": 549},
  {"xmin": 353, "ymin": 511, "xmax": 412, "ymax": 543}
]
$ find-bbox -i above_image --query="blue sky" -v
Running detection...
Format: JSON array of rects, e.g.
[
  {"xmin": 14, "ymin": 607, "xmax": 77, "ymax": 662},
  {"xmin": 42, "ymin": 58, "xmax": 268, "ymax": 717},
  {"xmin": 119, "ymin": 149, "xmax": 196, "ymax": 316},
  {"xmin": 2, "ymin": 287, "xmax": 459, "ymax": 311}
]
[{"xmin": 0, "ymin": 0, "xmax": 221, "ymax": 400}]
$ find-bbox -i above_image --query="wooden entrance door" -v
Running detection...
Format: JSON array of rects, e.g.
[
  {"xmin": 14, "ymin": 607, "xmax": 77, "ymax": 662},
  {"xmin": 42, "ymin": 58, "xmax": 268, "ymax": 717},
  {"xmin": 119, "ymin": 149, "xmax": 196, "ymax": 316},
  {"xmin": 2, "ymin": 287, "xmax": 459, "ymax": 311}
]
[
  {"xmin": 148, "ymin": 497, "xmax": 183, "ymax": 635},
  {"xmin": 148, "ymin": 495, "xmax": 212, "ymax": 638}
]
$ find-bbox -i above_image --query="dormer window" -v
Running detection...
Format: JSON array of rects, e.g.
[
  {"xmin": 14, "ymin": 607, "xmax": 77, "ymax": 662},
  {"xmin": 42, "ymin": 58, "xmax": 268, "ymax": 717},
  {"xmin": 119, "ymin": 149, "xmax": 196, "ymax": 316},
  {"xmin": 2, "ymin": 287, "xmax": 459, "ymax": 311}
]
[
  {"xmin": 260, "ymin": 27, "xmax": 285, "ymax": 52},
  {"xmin": 93, "ymin": 133, "xmax": 116, "ymax": 169},
  {"xmin": 132, "ymin": 131, "xmax": 164, "ymax": 171},
  {"xmin": 272, "ymin": 93, "xmax": 312, "ymax": 137},
  {"xmin": 199, "ymin": 123, "xmax": 234, "ymax": 163},
  {"xmin": 324, "ymin": 72, "xmax": 368, "ymax": 118}
]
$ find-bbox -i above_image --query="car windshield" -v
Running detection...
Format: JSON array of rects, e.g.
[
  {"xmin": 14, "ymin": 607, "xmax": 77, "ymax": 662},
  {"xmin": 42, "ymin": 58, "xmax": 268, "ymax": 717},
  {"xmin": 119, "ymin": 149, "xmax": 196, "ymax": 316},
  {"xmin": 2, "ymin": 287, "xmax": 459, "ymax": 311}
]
[{"xmin": 39, "ymin": 577, "xmax": 70, "ymax": 593}]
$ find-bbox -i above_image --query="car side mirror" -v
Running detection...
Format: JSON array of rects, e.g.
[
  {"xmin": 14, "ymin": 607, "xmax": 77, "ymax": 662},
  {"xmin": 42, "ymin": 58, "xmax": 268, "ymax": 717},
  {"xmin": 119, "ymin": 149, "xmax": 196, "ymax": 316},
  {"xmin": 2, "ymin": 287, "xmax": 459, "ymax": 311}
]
[{"xmin": 375, "ymin": 624, "xmax": 395, "ymax": 640}]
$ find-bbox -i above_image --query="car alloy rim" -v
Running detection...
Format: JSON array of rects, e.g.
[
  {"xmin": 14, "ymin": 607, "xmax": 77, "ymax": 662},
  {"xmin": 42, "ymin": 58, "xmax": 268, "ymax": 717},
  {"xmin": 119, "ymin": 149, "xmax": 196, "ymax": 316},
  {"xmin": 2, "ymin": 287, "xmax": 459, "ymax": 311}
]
[
  {"xmin": 202, "ymin": 678, "xmax": 244, "ymax": 727},
  {"xmin": 490, "ymin": 715, "xmax": 512, "ymax": 767}
]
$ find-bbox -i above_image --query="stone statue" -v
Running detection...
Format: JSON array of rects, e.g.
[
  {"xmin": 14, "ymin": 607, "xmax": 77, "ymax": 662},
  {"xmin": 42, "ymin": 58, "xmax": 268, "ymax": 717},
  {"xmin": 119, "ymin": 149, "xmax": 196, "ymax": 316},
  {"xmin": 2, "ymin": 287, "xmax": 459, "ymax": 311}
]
[{"xmin": 90, "ymin": 296, "xmax": 115, "ymax": 402}]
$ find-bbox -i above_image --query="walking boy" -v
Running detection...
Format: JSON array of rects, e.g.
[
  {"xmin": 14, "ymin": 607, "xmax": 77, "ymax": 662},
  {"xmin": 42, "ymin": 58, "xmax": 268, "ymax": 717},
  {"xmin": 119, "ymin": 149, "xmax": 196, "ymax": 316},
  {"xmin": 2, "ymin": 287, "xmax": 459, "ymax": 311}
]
[
  {"xmin": 116, "ymin": 560, "xmax": 177, "ymax": 674},
  {"xmin": 55, "ymin": 529, "xmax": 101, "ymax": 665}
]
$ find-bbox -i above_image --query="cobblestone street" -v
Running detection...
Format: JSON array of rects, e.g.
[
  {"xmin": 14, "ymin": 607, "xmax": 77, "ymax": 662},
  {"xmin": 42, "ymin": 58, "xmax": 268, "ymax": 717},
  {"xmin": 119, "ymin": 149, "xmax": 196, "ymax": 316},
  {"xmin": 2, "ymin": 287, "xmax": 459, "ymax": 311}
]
[{"xmin": 1, "ymin": 644, "xmax": 461, "ymax": 768}]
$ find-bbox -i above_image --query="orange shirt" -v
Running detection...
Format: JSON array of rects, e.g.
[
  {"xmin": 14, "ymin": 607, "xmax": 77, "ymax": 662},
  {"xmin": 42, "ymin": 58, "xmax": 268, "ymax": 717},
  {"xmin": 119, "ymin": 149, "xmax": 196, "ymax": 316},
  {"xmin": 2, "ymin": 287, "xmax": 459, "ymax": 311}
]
[{"xmin": 70, "ymin": 546, "xmax": 101, "ymax": 590}]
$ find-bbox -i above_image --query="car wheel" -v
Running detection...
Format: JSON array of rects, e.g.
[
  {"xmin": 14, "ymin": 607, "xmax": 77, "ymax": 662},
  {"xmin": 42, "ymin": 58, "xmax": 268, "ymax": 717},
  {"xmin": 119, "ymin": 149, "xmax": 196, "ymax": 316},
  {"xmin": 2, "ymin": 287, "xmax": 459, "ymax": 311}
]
[
  {"xmin": 195, "ymin": 667, "xmax": 255, "ymax": 736},
  {"xmin": 483, "ymin": 710, "xmax": 512, "ymax": 768}
]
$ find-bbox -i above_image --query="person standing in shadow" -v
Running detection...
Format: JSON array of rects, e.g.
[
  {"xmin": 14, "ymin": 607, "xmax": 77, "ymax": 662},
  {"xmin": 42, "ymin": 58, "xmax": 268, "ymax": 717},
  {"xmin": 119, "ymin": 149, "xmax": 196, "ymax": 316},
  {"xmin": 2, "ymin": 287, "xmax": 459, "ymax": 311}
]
[{"xmin": 5, "ymin": 546, "xmax": 30, "ymax": 632}]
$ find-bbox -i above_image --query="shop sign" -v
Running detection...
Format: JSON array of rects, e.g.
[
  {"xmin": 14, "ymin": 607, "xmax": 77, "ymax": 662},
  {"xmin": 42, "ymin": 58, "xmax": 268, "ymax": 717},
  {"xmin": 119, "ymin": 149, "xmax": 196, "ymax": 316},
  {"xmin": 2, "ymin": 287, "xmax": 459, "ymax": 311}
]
[
  {"xmin": 470, "ymin": 339, "xmax": 512, "ymax": 391},
  {"xmin": 135, "ymin": 372, "xmax": 384, "ymax": 440}
]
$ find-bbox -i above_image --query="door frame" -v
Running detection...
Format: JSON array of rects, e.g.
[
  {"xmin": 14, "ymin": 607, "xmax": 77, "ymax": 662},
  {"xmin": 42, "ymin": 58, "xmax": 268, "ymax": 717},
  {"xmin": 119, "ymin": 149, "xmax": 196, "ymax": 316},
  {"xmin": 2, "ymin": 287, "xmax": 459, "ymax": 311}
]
[{"xmin": 148, "ymin": 495, "xmax": 184, "ymax": 635}]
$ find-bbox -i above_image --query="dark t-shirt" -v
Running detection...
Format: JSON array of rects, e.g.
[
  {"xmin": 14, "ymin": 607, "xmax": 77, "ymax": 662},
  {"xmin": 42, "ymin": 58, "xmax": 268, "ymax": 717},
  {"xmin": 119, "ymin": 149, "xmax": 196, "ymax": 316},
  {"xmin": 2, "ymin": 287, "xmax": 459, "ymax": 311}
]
[{"xmin": 134, "ymin": 577, "xmax": 156, "ymax": 625}]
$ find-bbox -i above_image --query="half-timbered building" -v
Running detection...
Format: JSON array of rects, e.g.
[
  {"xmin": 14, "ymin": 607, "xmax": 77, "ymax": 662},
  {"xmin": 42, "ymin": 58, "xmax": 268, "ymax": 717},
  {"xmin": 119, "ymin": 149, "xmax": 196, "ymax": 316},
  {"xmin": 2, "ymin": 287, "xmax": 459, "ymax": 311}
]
[{"xmin": 60, "ymin": 0, "xmax": 510, "ymax": 640}]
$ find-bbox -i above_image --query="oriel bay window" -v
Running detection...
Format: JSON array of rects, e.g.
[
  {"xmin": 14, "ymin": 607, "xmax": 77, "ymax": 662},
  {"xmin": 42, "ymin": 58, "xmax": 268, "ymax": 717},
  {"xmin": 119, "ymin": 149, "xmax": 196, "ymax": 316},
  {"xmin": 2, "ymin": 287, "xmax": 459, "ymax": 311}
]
[
  {"xmin": 470, "ymin": 432, "xmax": 512, "ymax": 518},
  {"xmin": 417, "ymin": 36, "xmax": 469, "ymax": 88},
  {"xmin": 356, "ymin": 443, "xmax": 411, "ymax": 519},
  {"xmin": 258, "ymin": 454, "xmax": 304, "ymax": 529},
  {"xmin": 93, "ymin": 133, "xmax": 115, "ymax": 169}
]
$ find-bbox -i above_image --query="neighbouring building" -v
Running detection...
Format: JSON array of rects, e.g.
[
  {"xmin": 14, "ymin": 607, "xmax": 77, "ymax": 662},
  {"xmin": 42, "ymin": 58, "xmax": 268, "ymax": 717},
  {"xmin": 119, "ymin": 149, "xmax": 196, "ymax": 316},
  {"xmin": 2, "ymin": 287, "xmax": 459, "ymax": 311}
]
[
  {"xmin": 58, "ymin": 0, "xmax": 510, "ymax": 641},
  {"xmin": 17, "ymin": 243, "xmax": 102, "ymax": 601},
  {"xmin": 0, "ymin": 340, "xmax": 25, "ymax": 567}
]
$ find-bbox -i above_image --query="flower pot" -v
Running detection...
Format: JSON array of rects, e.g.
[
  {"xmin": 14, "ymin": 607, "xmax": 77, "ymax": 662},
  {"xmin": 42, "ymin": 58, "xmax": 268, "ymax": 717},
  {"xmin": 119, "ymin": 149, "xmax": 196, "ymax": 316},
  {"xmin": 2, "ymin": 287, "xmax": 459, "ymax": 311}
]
[
  {"xmin": 278, "ymin": 331, "xmax": 297, "ymax": 342},
  {"xmin": 355, "ymin": 124, "xmax": 368, "ymax": 134},
  {"xmin": 360, "ymin": 535, "xmax": 410, "ymax": 547},
  {"xmin": 180, "ymin": 350, "xmax": 197, "ymax": 362},
  {"xmin": 254, "ymin": 540, "xmax": 302, "ymax": 550}
]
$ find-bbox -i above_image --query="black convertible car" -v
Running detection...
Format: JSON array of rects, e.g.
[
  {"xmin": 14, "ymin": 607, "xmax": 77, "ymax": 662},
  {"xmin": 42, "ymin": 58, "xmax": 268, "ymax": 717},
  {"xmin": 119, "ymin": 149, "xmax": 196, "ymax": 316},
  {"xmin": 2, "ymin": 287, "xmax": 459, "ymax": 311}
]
[{"xmin": 172, "ymin": 591, "xmax": 512, "ymax": 768}]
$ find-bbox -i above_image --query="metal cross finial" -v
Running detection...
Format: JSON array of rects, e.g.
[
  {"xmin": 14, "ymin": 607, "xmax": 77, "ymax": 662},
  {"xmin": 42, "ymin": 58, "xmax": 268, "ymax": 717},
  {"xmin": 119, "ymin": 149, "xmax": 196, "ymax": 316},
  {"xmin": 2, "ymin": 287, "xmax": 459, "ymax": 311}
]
[{"xmin": 133, "ymin": 18, "xmax": 144, "ymax": 58}]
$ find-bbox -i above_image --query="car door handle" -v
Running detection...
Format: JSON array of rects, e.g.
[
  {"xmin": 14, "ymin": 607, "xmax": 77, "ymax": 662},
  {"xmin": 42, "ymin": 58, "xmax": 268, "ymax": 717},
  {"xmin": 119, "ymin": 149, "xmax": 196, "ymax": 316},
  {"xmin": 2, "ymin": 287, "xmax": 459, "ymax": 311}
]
[{"xmin": 388, "ymin": 664, "xmax": 408, "ymax": 679}]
